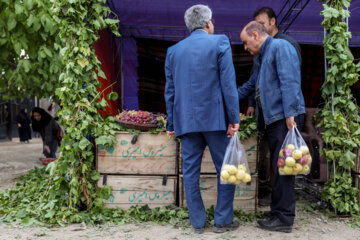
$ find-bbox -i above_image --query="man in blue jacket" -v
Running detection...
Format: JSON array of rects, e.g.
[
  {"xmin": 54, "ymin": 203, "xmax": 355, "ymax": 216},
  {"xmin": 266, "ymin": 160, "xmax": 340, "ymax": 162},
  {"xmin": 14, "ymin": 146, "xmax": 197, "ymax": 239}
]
[
  {"xmin": 164, "ymin": 4, "xmax": 240, "ymax": 234},
  {"xmin": 238, "ymin": 21, "xmax": 305, "ymax": 233}
]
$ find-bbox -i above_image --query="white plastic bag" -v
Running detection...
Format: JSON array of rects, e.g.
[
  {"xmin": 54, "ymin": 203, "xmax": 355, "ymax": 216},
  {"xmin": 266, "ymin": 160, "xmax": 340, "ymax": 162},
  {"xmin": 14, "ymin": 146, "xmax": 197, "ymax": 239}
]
[
  {"xmin": 278, "ymin": 127, "xmax": 311, "ymax": 176},
  {"xmin": 220, "ymin": 133, "xmax": 251, "ymax": 185}
]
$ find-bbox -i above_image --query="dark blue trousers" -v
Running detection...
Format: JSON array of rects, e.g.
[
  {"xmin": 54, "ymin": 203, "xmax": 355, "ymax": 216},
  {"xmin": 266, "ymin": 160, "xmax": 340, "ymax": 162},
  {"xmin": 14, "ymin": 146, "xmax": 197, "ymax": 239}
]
[
  {"xmin": 181, "ymin": 131, "xmax": 235, "ymax": 229},
  {"xmin": 266, "ymin": 115, "xmax": 304, "ymax": 225}
]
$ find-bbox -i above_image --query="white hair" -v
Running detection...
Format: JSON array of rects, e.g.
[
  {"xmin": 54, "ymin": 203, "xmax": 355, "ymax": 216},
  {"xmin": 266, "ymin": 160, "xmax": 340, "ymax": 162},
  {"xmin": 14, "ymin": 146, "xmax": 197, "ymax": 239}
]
[{"xmin": 184, "ymin": 4, "xmax": 212, "ymax": 33}]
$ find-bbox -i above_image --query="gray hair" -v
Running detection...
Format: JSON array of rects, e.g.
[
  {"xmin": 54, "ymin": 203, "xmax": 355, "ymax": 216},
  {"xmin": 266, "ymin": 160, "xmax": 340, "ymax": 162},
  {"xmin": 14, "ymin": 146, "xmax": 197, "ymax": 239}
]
[
  {"xmin": 245, "ymin": 22, "xmax": 268, "ymax": 37},
  {"xmin": 184, "ymin": 5, "xmax": 212, "ymax": 33}
]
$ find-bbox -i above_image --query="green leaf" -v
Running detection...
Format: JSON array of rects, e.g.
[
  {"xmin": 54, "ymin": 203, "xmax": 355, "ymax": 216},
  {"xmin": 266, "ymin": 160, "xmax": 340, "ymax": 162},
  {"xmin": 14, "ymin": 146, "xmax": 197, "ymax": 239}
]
[
  {"xmin": 105, "ymin": 19, "xmax": 120, "ymax": 25},
  {"xmin": 79, "ymin": 137, "xmax": 90, "ymax": 150},
  {"xmin": 8, "ymin": 18, "xmax": 17, "ymax": 31},
  {"xmin": 107, "ymin": 92, "xmax": 118, "ymax": 101}
]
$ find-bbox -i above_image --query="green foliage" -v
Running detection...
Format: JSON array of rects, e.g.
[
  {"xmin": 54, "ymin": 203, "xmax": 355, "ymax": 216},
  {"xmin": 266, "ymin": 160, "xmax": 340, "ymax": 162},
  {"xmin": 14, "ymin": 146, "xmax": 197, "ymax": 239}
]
[
  {"xmin": 238, "ymin": 115, "xmax": 258, "ymax": 141},
  {"xmin": 317, "ymin": 0, "xmax": 360, "ymax": 215},
  {"xmin": 0, "ymin": 0, "xmax": 62, "ymax": 100}
]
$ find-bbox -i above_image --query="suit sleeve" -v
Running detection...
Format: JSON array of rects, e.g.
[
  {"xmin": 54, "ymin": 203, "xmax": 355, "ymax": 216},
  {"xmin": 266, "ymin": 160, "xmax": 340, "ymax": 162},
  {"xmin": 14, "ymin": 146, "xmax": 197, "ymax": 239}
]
[
  {"xmin": 276, "ymin": 41, "xmax": 301, "ymax": 117},
  {"xmin": 164, "ymin": 49, "xmax": 175, "ymax": 131},
  {"xmin": 218, "ymin": 36, "xmax": 240, "ymax": 124}
]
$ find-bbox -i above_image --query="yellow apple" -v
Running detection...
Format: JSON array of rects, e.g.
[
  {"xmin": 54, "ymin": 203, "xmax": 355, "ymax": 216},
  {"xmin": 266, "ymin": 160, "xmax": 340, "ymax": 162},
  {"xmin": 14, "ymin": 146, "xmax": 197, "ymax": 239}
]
[
  {"xmin": 278, "ymin": 167, "xmax": 285, "ymax": 175},
  {"xmin": 300, "ymin": 145, "xmax": 309, "ymax": 155},
  {"xmin": 221, "ymin": 170, "xmax": 229, "ymax": 179},
  {"xmin": 285, "ymin": 157, "xmax": 296, "ymax": 167},
  {"xmin": 286, "ymin": 144, "xmax": 296, "ymax": 150},
  {"xmin": 301, "ymin": 165, "xmax": 310, "ymax": 174},
  {"xmin": 279, "ymin": 150, "xmax": 284, "ymax": 158},
  {"xmin": 243, "ymin": 173, "xmax": 251, "ymax": 183},
  {"xmin": 228, "ymin": 175, "xmax": 237, "ymax": 183},
  {"xmin": 237, "ymin": 164, "xmax": 247, "ymax": 171},
  {"xmin": 283, "ymin": 166, "xmax": 293, "ymax": 175},
  {"xmin": 220, "ymin": 176, "xmax": 226, "ymax": 182},
  {"xmin": 235, "ymin": 180, "xmax": 241, "ymax": 185},
  {"xmin": 292, "ymin": 150, "xmax": 302, "ymax": 160},
  {"xmin": 223, "ymin": 164, "xmax": 232, "ymax": 171},
  {"xmin": 293, "ymin": 163, "xmax": 303, "ymax": 174},
  {"xmin": 228, "ymin": 165, "xmax": 238, "ymax": 175},
  {"xmin": 306, "ymin": 154, "xmax": 312, "ymax": 165},
  {"xmin": 236, "ymin": 169, "xmax": 245, "ymax": 181}
]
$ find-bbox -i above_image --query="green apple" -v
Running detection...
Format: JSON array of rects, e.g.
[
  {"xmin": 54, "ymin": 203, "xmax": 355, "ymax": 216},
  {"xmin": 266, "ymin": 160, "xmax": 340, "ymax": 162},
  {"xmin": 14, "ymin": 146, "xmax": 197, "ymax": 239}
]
[
  {"xmin": 300, "ymin": 145, "xmax": 309, "ymax": 155},
  {"xmin": 228, "ymin": 165, "xmax": 238, "ymax": 175},
  {"xmin": 283, "ymin": 166, "xmax": 293, "ymax": 175},
  {"xmin": 243, "ymin": 173, "xmax": 251, "ymax": 183},
  {"xmin": 221, "ymin": 170, "xmax": 229, "ymax": 179},
  {"xmin": 292, "ymin": 150, "xmax": 302, "ymax": 160},
  {"xmin": 236, "ymin": 169, "xmax": 245, "ymax": 181},
  {"xmin": 285, "ymin": 157, "xmax": 296, "ymax": 167},
  {"xmin": 286, "ymin": 144, "xmax": 296, "ymax": 150}
]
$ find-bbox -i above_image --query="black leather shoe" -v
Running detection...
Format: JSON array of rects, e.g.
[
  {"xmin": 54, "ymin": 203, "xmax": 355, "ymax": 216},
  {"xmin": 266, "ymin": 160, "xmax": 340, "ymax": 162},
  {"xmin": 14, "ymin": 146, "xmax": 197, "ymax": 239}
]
[
  {"xmin": 261, "ymin": 211, "xmax": 274, "ymax": 219},
  {"xmin": 193, "ymin": 227, "xmax": 204, "ymax": 234},
  {"xmin": 213, "ymin": 220, "xmax": 240, "ymax": 233},
  {"xmin": 257, "ymin": 217, "xmax": 292, "ymax": 233}
]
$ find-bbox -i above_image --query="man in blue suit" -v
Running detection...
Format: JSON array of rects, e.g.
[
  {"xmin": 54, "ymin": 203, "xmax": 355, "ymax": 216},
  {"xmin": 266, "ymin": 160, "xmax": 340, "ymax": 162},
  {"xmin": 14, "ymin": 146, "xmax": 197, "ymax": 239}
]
[{"xmin": 164, "ymin": 4, "xmax": 240, "ymax": 234}]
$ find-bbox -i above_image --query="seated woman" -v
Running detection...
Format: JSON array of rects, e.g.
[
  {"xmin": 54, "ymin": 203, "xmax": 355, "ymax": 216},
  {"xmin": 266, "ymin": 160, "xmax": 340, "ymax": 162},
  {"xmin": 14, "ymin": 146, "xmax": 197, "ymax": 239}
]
[{"xmin": 31, "ymin": 107, "xmax": 60, "ymax": 159}]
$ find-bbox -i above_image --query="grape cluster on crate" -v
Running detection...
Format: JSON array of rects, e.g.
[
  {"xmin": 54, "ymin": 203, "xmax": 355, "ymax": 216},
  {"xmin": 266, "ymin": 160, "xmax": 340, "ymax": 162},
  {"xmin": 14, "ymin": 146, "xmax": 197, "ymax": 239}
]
[
  {"xmin": 278, "ymin": 144, "xmax": 311, "ymax": 175},
  {"xmin": 119, "ymin": 110, "xmax": 158, "ymax": 125}
]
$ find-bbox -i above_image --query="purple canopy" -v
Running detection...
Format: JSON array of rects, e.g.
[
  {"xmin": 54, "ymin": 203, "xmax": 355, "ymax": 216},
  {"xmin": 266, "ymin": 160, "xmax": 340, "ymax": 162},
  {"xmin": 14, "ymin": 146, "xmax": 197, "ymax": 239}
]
[{"xmin": 108, "ymin": 0, "xmax": 360, "ymax": 45}]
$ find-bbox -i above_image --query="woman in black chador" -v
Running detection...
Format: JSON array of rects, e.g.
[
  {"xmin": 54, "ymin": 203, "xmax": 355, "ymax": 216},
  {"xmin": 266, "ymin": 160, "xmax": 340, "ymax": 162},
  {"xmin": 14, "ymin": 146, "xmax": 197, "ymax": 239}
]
[
  {"xmin": 16, "ymin": 108, "xmax": 32, "ymax": 143},
  {"xmin": 31, "ymin": 107, "xmax": 60, "ymax": 158}
]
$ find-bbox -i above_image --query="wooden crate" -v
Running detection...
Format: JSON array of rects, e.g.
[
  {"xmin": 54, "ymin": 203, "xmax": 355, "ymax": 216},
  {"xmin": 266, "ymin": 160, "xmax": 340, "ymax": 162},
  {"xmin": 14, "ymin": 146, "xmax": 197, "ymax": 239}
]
[
  {"xmin": 98, "ymin": 175, "xmax": 177, "ymax": 209},
  {"xmin": 179, "ymin": 174, "xmax": 257, "ymax": 212},
  {"xmin": 96, "ymin": 132, "xmax": 178, "ymax": 175},
  {"xmin": 179, "ymin": 136, "xmax": 258, "ymax": 174}
]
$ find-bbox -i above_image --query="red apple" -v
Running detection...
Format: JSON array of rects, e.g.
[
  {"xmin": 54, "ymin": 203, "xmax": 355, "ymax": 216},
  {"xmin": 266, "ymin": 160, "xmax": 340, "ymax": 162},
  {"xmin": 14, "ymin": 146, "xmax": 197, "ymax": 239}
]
[
  {"xmin": 283, "ymin": 147, "xmax": 293, "ymax": 158},
  {"xmin": 299, "ymin": 155, "xmax": 308, "ymax": 166},
  {"xmin": 277, "ymin": 158, "xmax": 285, "ymax": 167}
]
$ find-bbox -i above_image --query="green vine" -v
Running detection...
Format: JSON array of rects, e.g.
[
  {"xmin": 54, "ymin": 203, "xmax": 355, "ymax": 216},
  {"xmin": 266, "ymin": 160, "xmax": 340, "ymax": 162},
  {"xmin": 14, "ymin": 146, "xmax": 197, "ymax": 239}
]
[{"xmin": 317, "ymin": 0, "xmax": 360, "ymax": 214}]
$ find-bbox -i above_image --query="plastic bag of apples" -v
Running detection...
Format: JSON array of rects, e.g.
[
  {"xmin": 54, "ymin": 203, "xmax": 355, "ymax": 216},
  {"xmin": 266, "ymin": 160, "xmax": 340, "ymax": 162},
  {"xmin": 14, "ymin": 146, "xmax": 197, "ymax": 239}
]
[
  {"xmin": 220, "ymin": 133, "xmax": 251, "ymax": 185},
  {"xmin": 278, "ymin": 127, "xmax": 311, "ymax": 175}
]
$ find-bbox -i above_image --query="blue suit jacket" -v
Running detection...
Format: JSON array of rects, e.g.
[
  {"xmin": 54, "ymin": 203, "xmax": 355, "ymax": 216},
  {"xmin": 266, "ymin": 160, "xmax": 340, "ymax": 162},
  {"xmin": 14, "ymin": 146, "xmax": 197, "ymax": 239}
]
[{"xmin": 164, "ymin": 30, "xmax": 240, "ymax": 137}]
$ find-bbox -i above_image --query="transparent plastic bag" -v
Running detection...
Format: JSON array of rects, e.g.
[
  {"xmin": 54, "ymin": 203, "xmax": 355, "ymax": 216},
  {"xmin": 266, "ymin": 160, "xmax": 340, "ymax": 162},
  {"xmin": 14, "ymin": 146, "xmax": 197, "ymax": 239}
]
[
  {"xmin": 220, "ymin": 133, "xmax": 251, "ymax": 185},
  {"xmin": 278, "ymin": 127, "xmax": 311, "ymax": 176}
]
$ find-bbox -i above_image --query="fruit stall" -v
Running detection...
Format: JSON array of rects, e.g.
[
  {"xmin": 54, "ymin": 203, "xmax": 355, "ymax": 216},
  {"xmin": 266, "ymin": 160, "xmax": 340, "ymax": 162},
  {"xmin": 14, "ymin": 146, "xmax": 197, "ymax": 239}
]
[{"xmin": 96, "ymin": 111, "xmax": 259, "ymax": 212}]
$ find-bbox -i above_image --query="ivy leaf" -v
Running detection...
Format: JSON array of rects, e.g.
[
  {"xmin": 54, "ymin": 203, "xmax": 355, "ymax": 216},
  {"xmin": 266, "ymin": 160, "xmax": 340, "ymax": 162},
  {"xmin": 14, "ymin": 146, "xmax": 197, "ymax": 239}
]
[
  {"xmin": 98, "ymin": 70, "xmax": 106, "ymax": 79},
  {"xmin": 105, "ymin": 19, "xmax": 120, "ymax": 25},
  {"xmin": 8, "ymin": 18, "xmax": 17, "ymax": 31},
  {"xmin": 79, "ymin": 137, "xmax": 90, "ymax": 150}
]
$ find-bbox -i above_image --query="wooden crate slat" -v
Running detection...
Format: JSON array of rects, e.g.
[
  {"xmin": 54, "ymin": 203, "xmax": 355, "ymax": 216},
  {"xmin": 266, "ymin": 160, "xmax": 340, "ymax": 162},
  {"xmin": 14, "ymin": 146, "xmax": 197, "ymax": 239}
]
[
  {"xmin": 98, "ymin": 175, "xmax": 177, "ymax": 209},
  {"xmin": 97, "ymin": 132, "xmax": 178, "ymax": 175},
  {"xmin": 179, "ymin": 174, "xmax": 257, "ymax": 212},
  {"xmin": 179, "ymin": 136, "xmax": 258, "ymax": 174},
  {"xmin": 353, "ymin": 149, "xmax": 360, "ymax": 174}
]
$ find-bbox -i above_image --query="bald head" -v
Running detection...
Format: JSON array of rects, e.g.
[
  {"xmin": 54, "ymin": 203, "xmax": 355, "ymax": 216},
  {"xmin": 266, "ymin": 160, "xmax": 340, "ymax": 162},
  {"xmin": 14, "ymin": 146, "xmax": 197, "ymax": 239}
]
[{"xmin": 240, "ymin": 21, "xmax": 269, "ymax": 55}]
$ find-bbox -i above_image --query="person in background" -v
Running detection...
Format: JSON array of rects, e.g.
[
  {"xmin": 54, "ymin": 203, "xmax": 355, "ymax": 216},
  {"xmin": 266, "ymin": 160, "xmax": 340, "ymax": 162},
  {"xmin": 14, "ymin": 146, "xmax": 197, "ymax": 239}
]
[
  {"xmin": 31, "ymin": 107, "xmax": 60, "ymax": 159},
  {"xmin": 164, "ymin": 4, "xmax": 240, "ymax": 234},
  {"xmin": 238, "ymin": 21, "xmax": 305, "ymax": 233},
  {"xmin": 16, "ymin": 108, "xmax": 32, "ymax": 143}
]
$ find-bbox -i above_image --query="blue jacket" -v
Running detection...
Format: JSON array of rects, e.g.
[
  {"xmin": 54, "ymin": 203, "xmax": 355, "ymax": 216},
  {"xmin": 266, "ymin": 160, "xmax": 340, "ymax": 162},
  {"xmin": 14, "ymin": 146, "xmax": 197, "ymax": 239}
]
[
  {"xmin": 237, "ymin": 36, "xmax": 305, "ymax": 127},
  {"xmin": 164, "ymin": 30, "xmax": 240, "ymax": 137}
]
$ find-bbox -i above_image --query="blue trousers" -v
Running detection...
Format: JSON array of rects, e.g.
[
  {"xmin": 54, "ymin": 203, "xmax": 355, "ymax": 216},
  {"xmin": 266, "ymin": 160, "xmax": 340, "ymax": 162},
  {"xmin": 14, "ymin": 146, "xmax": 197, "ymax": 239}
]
[
  {"xmin": 266, "ymin": 114, "xmax": 304, "ymax": 225},
  {"xmin": 181, "ymin": 131, "xmax": 235, "ymax": 228}
]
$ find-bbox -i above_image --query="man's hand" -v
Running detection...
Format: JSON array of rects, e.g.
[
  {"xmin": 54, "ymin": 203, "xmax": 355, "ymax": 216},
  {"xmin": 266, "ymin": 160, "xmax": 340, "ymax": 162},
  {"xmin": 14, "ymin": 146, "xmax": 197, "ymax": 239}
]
[
  {"xmin": 286, "ymin": 116, "xmax": 296, "ymax": 130},
  {"xmin": 44, "ymin": 145, "xmax": 50, "ymax": 153},
  {"xmin": 17, "ymin": 123, "xmax": 21, "ymax": 128},
  {"xmin": 246, "ymin": 107, "xmax": 255, "ymax": 116},
  {"xmin": 227, "ymin": 123, "xmax": 240, "ymax": 137},
  {"xmin": 167, "ymin": 131, "xmax": 175, "ymax": 137}
]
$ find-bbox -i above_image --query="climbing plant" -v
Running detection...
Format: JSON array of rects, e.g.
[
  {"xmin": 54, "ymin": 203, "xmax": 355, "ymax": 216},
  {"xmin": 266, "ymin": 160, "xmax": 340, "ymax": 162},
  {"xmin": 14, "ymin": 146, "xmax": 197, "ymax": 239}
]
[
  {"xmin": 0, "ymin": 0, "xmax": 125, "ymax": 224},
  {"xmin": 317, "ymin": 0, "xmax": 360, "ymax": 214}
]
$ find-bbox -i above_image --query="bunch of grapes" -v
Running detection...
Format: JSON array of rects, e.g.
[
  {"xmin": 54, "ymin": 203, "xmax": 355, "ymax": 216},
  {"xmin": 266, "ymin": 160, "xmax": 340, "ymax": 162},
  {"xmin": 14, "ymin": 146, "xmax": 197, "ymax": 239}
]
[{"xmin": 119, "ymin": 110, "xmax": 158, "ymax": 125}]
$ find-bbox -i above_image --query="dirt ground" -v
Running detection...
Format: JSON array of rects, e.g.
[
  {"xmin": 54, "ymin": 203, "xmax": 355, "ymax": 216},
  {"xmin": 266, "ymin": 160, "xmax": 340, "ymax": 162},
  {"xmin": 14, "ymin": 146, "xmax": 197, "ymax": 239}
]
[{"xmin": 1, "ymin": 138, "xmax": 360, "ymax": 240}]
